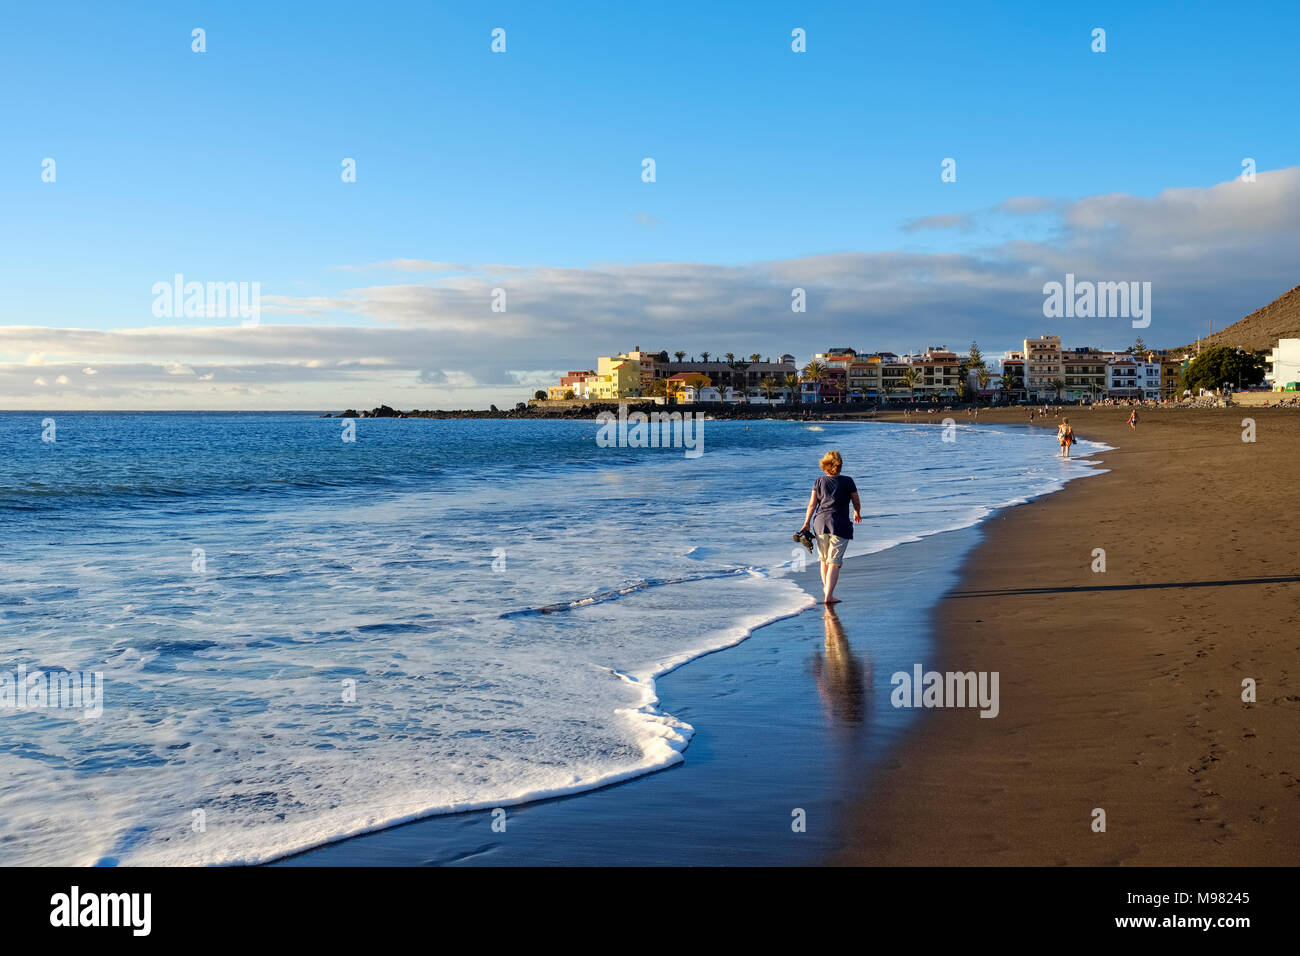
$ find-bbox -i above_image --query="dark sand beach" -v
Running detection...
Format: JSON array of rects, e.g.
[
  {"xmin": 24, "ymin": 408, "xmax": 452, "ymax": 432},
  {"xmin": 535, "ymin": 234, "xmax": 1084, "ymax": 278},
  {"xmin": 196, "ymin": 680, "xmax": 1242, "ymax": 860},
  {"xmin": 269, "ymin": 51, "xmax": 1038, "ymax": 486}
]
[{"xmin": 836, "ymin": 406, "xmax": 1300, "ymax": 865}]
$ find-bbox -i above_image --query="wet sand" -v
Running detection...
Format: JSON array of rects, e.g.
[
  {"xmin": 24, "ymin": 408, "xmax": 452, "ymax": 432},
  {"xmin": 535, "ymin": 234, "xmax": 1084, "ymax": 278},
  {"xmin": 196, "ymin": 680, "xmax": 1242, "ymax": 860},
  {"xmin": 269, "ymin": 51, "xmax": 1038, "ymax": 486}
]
[{"xmin": 835, "ymin": 406, "xmax": 1300, "ymax": 865}]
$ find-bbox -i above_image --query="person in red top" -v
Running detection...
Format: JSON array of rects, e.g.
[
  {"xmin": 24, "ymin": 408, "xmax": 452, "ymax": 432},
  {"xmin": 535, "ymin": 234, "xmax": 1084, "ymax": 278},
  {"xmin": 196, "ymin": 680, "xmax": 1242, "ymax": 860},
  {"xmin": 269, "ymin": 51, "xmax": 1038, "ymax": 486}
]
[{"xmin": 798, "ymin": 450, "xmax": 862, "ymax": 605}]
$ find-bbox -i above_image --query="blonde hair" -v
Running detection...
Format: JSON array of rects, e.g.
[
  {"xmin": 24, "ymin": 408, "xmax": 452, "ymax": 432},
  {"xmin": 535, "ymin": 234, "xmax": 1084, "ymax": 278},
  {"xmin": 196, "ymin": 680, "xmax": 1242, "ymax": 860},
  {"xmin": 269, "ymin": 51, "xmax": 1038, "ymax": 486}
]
[{"xmin": 819, "ymin": 450, "xmax": 843, "ymax": 475}]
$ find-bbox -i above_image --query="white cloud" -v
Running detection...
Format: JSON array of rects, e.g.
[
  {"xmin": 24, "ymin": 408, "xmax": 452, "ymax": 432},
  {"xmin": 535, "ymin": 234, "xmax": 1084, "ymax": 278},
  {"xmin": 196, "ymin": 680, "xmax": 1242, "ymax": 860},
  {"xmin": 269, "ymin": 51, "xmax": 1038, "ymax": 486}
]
[
  {"xmin": 416, "ymin": 369, "xmax": 478, "ymax": 388},
  {"xmin": 902, "ymin": 213, "xmax": 974, "ymax": 232},
  {"xmin": 333, "ymin": 259, "xmax": 471, "ymax": 273},
  {"xmin": 2, "ymin": 168, "xmax": 1296, "ymax": 409},
  {"xmin": 507, "ymin": 369, "xmax": 567, "ymax": 387}
]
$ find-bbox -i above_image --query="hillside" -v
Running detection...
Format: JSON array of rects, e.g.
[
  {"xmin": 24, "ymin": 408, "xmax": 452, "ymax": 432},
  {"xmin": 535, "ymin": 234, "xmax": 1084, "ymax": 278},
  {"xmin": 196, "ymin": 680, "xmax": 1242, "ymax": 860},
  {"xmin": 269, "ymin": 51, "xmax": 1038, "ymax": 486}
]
[{"xmin": 1172, "ymin": 285, "xmax": 1300, "ymax": 354}]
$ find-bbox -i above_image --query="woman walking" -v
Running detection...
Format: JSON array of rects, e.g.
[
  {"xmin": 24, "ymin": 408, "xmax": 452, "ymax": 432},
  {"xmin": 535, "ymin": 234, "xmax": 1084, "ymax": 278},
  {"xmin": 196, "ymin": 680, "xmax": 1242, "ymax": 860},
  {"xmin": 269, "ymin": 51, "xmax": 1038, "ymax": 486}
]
[
  {"xmin": 1057, "ymin": 418, "xmax": 1075, "ymax": 458},
  {"xmin": 1127, "ymin": 408, "xmax": 1139, "ymax": 430},
  {"xmin": 798, "ymin": 450, "xmax": 862, "ymax": 605}
]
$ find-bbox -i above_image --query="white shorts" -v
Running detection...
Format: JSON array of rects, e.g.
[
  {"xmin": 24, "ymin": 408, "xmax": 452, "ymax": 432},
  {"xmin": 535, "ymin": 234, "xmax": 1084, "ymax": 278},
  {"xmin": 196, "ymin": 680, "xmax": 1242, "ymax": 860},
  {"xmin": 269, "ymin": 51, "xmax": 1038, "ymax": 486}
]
[{"xmin": 816, "ymin": 533, "xmax": 848, "ymax": 566}]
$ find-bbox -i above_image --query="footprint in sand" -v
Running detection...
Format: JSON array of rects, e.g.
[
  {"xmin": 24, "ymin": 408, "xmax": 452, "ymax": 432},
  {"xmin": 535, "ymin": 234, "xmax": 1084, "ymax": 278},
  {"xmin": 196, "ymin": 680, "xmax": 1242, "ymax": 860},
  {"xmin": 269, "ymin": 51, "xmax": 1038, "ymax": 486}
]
[{"xmin": 1248, "ymin": 806, "xmax": 1277, "ymax": 825}]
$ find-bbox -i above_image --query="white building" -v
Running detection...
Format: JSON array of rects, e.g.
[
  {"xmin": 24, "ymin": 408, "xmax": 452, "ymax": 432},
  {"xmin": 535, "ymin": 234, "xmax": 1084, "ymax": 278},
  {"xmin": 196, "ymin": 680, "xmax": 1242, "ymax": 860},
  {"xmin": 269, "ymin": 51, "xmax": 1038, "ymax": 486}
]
[
  {"xmin": 1265, "ymin": 338, "xmax": 1300, "ymax": 391},
  {"xmin": 1107, "ymin": 356, "xmax": 1160, "ymax": 400}
]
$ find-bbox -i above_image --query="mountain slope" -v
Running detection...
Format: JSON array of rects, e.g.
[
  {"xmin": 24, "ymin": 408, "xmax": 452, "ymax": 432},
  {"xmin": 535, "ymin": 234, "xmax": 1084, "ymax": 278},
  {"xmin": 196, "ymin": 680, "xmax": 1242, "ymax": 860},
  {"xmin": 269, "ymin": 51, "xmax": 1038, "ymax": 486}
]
[{"xmin": 1173, "ymin": 285, "xmax": 1300, "ymax": 353}]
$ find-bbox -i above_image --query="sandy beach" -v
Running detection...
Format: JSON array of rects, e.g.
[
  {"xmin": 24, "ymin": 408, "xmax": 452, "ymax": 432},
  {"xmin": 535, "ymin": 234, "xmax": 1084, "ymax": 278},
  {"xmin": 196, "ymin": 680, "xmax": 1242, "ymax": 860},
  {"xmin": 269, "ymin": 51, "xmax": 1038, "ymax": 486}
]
[{"xmin": 835, "ymin": 406, "xmax": 1300, "ymax": 865}]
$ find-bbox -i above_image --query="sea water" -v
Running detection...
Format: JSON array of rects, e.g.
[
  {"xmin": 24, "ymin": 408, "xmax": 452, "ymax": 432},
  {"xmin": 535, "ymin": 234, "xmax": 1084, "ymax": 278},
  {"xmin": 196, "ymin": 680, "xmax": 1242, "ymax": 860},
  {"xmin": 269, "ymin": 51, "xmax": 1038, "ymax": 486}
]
[{"xmin": 0, "ymin": 413, "xmax": 1105, "ymax": 865}]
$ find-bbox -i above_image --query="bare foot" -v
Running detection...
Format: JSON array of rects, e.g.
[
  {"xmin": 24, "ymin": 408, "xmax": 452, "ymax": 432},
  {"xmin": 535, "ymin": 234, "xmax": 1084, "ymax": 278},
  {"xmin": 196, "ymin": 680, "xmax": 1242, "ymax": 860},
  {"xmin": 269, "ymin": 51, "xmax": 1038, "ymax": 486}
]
[{"xmin": 823, "ymin": 597, "xmax": 842, "ymax": 605}]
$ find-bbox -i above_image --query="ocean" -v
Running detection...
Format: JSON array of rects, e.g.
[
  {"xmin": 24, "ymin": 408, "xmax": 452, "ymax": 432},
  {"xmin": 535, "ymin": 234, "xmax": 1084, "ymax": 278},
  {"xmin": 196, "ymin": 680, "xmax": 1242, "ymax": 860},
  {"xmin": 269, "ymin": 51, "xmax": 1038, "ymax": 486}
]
[{"xmin": 0, "ymin": 412, "xmax": 1105, "ymax": 865}]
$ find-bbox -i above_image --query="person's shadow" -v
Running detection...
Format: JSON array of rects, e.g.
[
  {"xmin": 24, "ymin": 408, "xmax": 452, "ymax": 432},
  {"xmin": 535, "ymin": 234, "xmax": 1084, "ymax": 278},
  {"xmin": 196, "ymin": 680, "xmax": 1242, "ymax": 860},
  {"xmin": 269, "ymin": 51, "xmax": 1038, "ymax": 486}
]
[{"xmin": 810, "ymin": 607, "xmax": 869, "ymax": 728}]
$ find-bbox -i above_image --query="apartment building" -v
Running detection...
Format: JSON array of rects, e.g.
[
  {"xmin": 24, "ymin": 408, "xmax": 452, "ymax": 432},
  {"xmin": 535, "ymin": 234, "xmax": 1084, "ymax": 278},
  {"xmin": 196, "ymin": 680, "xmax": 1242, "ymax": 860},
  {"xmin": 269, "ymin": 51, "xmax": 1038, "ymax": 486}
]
[
  {"xmin": 587, "ymin": 356, "xmax": 642, "ymax": 399},
  {"xmin": 1159, "ymin": 354, "xmax": 1185, "ymax": 399},
  {"xmin": 1106, "ymin": 355, "xmax": 1160, "ymax": 400},
  {"xmin": 617, "ymin": 347, "xmax": 659, "ymax": 391},
  {"xmin": 878, "ymin": 353, "xmax": 909, "ymax": 397},
  {"xmin": 849, "ymin": 354, "xmax": 883, "ymax": 398},
  {"xmin": 1062, "ymin": 347, "xmax": 1109, "ymax": 401},
  {"xmin": 912, "ymin": 346, "xmax": 962, "ymax": 397},
  {"xmin": 1024, "ymin": 335, "xmax": 1063, "ymax": 399},
  {"xmin": 1000, "ymin": 352, "xmax": 1026, "ymax": 397},
  {"xmin": 657, "ymin": 355, "xmax": 797, "ymax": 393},
  {"xmin": 1265, "ymin": 339, "xmax": 1300, "ymax": 391}
]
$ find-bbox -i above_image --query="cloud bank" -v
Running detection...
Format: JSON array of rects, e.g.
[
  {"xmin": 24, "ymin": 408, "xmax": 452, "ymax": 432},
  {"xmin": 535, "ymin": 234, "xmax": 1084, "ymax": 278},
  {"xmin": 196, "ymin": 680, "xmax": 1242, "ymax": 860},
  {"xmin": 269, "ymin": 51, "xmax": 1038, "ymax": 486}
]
[{"xmin": 3, "ymin": 168, "xmax": 1297, "ymax": 409}]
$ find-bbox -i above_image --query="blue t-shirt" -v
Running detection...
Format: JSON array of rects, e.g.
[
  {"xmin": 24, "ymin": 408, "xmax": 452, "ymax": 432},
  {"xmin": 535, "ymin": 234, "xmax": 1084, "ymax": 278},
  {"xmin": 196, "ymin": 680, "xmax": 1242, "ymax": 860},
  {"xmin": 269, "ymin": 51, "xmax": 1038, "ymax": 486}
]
[{"xmin": 812, "ymin": 474, "xmax": 857, "ymax": 539}]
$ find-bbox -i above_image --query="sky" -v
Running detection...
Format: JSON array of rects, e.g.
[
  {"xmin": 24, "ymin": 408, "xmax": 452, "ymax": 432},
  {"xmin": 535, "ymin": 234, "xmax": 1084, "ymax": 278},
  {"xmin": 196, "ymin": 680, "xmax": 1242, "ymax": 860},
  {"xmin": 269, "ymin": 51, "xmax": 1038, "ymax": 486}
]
[{"xmin": 2, "ymin": 0, "xmax": 1298, "ymax": 409}]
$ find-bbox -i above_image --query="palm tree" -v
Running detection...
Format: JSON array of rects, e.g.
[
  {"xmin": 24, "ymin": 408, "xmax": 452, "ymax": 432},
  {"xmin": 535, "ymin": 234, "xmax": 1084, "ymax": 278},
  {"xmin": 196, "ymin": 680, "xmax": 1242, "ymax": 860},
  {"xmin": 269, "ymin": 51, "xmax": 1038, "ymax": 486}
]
[
  {"xmin": 760, "ymin": 377, "xmax": 776, "ymax": 403},
  {"xmin": 782, "ymin": 372, "xmax": 800, "ymax": 403},
  {"xmin": 1051, "ymin": 377, "xmax": 1066, "ymax": 401},
  {"xmin": 976, "ymin": 368, "xmax": 991, "ymax": 403},
  {"xmin": 749, "ymin": 353, "xmax": 761, "ymax": 363},
  {"xmin": 901, "ymin": 367, "xmax": 922, "ymax": 402},
  {"xmin": 724, "ymin": 352, "xmax": 735, "ymax": 363},
  {"xmin": 801, "ymin": 361, "xmax": 826, "ymax": 402},
  {"xmin": 674, "ymin": 351, "xmax": 686, "ymax": 363},
  {"xmin": 700, "ymin": 351, "xmax": 711, "ymax": 363}
]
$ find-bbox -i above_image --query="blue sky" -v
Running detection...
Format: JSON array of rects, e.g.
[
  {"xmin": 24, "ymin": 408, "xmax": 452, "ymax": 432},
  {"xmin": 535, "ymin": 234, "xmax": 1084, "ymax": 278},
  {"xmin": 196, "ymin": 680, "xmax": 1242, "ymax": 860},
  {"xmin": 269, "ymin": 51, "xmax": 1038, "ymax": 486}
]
[{"xmin": 2, "ymin": 0, "xmax": 1298, "ymax": 408}]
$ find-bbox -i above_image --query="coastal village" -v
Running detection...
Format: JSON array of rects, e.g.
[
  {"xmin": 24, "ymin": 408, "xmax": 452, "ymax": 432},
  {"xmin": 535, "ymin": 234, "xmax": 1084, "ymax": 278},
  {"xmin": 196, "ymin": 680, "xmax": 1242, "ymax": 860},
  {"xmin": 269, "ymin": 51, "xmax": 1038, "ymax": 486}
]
[{"xmin": 535, "ymin": 334, "xmax": 1300, "ymax": 406}]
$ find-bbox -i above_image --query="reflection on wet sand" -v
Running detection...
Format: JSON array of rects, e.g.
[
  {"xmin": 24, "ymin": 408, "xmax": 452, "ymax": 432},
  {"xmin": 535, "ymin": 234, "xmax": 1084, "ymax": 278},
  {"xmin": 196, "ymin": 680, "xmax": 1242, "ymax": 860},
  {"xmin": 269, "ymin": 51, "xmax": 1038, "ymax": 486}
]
[{"xmin": 810, "ymin": 607, "xmax": 869, "ymax": 727}]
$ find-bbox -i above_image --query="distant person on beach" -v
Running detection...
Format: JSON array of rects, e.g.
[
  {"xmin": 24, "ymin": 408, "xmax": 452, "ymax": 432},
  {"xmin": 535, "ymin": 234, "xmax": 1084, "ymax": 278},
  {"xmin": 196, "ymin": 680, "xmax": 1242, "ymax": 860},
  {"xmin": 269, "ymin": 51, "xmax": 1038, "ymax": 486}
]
[
  {"xmin": 1128, "ymin": 409, "xmax": 1139, "ymax": 430},
  {"xmin": 799, "ymin": 450, "xmax": 862, "ymax": 605},
  {"xmin": 1057, "ymin": 418, "xmax": 1074, "ymax": 458}
]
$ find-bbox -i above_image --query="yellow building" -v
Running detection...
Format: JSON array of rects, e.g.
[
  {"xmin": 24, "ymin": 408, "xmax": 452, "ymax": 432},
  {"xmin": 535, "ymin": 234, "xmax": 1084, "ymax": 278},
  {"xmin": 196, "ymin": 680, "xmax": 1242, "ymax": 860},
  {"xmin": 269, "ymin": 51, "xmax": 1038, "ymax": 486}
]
[
  {"xmin": 666, "ymin": 372, "xmax": 710, "ymax": 403},
  {"xmin": 848, "ymin": 355, "xmax": 882, "ymax": 397},
  {"xmin": 587, "ymin": 357, "xmax": 643, "ymax": 399},
  {"xmin": 618, "ymin": 348, "xmax": 658, "ymax": 391}
]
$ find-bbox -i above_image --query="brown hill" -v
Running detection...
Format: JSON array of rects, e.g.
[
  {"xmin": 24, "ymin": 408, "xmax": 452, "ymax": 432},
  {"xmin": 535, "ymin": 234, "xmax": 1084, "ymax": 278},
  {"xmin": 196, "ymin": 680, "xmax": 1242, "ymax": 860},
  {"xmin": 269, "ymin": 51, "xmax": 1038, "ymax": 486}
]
[{"xmin": 1172, "ymin": 285, "xmax": 1300, "ymax": 354}]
